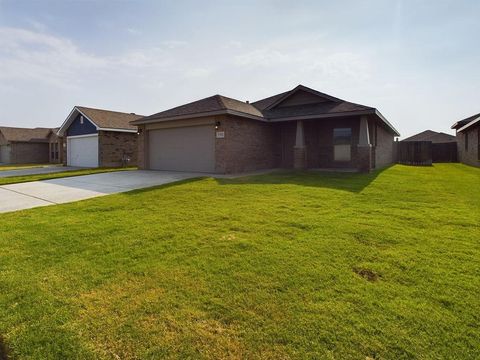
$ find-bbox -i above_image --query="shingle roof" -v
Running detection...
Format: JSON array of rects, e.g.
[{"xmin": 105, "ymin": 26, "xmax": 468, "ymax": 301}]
[
  {"xmin": 402, "ymin": 130, "xmax": 456, "ymax": 143},
  {"xmin": 131, "ymin": 85, "xmax": 399, "ymax": 135},
  {"xmin": 137, "ymin": 95, "xmax": 263, "ymax": 123},
  {"xmin": 0, "ymin": 126, "xmax": 52, "ymax": 143},
  {"xmin": 77, "ymin": 106, "xmax": 143, "ymax": 130},
  {"xmin": 451, "ymin": 112, "xmax": 480, "ymax": 129}
]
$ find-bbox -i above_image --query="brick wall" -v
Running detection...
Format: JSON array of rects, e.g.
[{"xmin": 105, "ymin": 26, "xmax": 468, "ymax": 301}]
[
  {"xmin": 98, "ymin": 131, "xmax": 138, "ymax": 167},
  {"xmin": 10, "ymin": 142, "xmax": 49, "ymax": 164},
  {"xmin": 374, "ymin": 123, "xmax": 395, "ymax": 168},
  {"xmin": 457, "ymin": 125, "xmax": 480, "ymax": 167},
  {"xmin": 137, "ymin": 125, "xmax": 146, "ymax": 169},
  {"xmin": 217, "ymin": 115, "xmax": 279, "ymax": 174}
]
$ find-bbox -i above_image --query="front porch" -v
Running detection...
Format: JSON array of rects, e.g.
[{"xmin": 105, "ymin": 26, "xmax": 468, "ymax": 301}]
[{"xmin": 276, "ymin": 115, "xmax": 376, "ymax": 172}]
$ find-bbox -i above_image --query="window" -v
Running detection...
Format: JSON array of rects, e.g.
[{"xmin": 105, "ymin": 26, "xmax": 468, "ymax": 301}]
[
  {"xmin": 333, "ymin": 128, "xmax": 352, "ymax": 162},
  {"xmin": 465, "ymin": 132, "xmax": 468, "ymax": 152},
  {"xmin": 80, "ymin": 115, "xmax": 84, "ymax": 125}
]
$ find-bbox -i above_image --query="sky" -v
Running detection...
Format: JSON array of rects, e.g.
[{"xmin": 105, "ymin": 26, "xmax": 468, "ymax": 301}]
[{"xmin": 0, "ymin": 0, "xmax": 479, "ymax": 138}]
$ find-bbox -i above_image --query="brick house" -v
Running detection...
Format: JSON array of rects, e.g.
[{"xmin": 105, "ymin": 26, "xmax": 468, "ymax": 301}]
[
  {"xmin": 57, "ymin": 106, "xmax": 142, "ymax": 167},
  {"xmin": 131, "ymin": 85, "xmax": 400, "ymax": 173},
  {"xmin": 451, "ymin": 113, "xmax": 480, "ymax": 167},
  {"xmin": 0, "ymin": 126, "xmax": 55, "ymax": 164}
]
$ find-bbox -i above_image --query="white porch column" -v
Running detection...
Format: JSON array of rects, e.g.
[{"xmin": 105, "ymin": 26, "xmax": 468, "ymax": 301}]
[
  {"xmin": 359, "ymin": 116, "xmax": 370, "ymax": 146},
  {"xmin": 294, "ymin": 120, "xmax": 307, "ymax": 169}
]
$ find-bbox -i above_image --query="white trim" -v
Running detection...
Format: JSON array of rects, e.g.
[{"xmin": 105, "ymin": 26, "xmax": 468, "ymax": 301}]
[
  {"xmin": 458, "ymin": 116, "xmax": 480, "ymax": 132},
  {"xmin": 66, "ymin": 133, "xmax": 99, "ymax": 139},
  {"xmin": 97, "ymin": 127, "xmax": 137, "ymax": 133}
]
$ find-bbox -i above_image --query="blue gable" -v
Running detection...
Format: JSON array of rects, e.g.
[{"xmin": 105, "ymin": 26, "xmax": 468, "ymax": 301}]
[{"xmin": 66, "ymin": 113, "xmax": 98, "ymax": 136}]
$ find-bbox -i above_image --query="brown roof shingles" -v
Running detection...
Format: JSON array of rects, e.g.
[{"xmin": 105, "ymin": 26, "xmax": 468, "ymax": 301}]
[
  {"xmin": 402, "ymin": 130, "xmax": 456, "ymax": 143},
  {"xmin": 0, "ymin": 126, "xmax": 53, "ymax": 143},
  {"xmin": 77, "ymin": 106, "xmax": 143, "ymax": 131}
]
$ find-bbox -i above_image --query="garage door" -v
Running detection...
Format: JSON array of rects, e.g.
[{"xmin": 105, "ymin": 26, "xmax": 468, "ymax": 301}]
[
  {"xmin": 149, "ymin": 125, "xmax": 215, "ymax": 172},
  {"xmin": 67, "ymin": 135, "xmax": 99, "ymax": 167},
  {"xmin": 0, "ymin": 145, "xmax": 11, "ymax": 163}
]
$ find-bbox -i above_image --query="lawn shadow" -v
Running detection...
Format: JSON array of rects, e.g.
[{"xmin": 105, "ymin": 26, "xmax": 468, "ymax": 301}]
[
  {"xmin": 0, "ymin": 335, "xmax": 9, "ymax": 360},
  {"xmin": 214, "ymin": 166, "xmax": 392, "ymax": 193}
]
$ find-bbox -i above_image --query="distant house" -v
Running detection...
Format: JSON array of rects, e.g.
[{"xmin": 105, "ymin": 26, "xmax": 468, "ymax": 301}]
[
  {"xmin": 451, "ymin": 113, "xmax": 480, "ymax": 167},
  {"xmin": 131, "ymin": 85, "xmax": 400, "ymax": 173},
  {"xmin": 57, "ymin": 106, "xmax": 142, "ymax": 168},
  {"xmin": 402, "ymin": 130, "xmax": 456, "ymax": 143},
  {"xmin": 0, "ymin": 126, "xmax": 60, "ymax": 164}
]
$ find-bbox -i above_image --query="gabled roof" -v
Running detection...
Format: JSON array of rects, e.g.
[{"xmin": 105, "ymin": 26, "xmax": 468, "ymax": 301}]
[
  {"xmin": 0, "ymin": 126, "xmax": 53, "ymax": 143},
  {"xmin": 134, "ymin": 95, "xmax": 264, "ymax": 124},
  {"xmin": 58, "ymin": 106, "xmax": 143, "ymax": 136},
  {"xmin": 451, "ymin": 112, "xmax": 480, "ymax": 130},
  {"xmin": 402, "ymin": 130, "xmax": 456, "ymax": 143},
  {"xmin": 131, "ymin": 85, "xmax": 400, "ymax": 135}
]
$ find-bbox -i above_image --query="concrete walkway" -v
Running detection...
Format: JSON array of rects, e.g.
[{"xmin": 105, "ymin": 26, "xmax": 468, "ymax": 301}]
[
  {"xmin": 0, "ymin": 170, "xmax": 202, "ymax": 213},
  {"xmin": 0, "ymin": 165, "xmax": 81, "ymax": 178}
]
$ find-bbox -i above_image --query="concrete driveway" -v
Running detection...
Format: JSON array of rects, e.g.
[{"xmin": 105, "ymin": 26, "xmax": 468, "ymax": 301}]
[
  {"xmin": 0, "ymin": 170, "xmax": 202, "ymax": 213},
  {"xmin": 0, "ymin": 165, "xmax": 81, "ymax": 178}
]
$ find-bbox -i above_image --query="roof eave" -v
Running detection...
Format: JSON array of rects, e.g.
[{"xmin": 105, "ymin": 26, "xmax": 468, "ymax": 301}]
[
  {"xmin": 457, "ymin": 117, "xmax": 480, "ymax": 132},
  {"xmin": 130, "ymin": 109, "xmax": 266, "ymax": 125}
]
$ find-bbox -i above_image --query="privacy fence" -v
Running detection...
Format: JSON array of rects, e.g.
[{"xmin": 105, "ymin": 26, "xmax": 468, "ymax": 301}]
[{"xmin": 395, "ymin": 141, "xmax": 457, "ymax": 166}]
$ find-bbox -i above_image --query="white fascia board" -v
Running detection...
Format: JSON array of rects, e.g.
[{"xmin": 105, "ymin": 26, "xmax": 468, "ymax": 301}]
[
  {"xmin": 457, "ymin": 117, "xmax": 480, "ymax": 132},
  {"xmin": 66, "ymin": 133, "xmax": 99, "ymax": 139},
  {"xmin": 97, "ymin": 127, "xmax": 137, "ymax": 133}
]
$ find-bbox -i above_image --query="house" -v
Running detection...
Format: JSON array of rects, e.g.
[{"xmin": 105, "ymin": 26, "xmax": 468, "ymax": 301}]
[
  {"xmin": 48, "ymin": 127, "xmax": 64, "ymax": 164},
  {"xmin": 0, "ymin": 126, "xmax": 58, "ymax": 164},
  {"xmin": 451, "ymin": 113, "xmax": 480, "ymax": 167},
  {"xmin": 402, "ymin": 130, "xmax": 456, "ymax": 143},
  {"xmin": 131, "ymin": 85, "xmax": 400, "ymax": 173},
  {"xmin": 57, "ymin": 106, "xmax": 143, "ymax": 167}
]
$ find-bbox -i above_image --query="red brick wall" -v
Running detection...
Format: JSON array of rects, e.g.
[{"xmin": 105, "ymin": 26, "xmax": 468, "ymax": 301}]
[
  {"xmin": 10, "ymin": 142, "xmax": 49, "ymax": 164},
  {"xmin": 374, "ymin": 123, "xmax": 395, "ymax": 168},
  {"xmin": 217, "ymin": 115, "xmax": 279, "ymax": 174},
  {"xmin": 98, "ymin": 131, "xmax": 138, "ymax": 167}
]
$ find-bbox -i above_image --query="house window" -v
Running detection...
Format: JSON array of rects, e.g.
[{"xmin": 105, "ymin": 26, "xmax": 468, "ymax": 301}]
[
  {"xmin": 80, "ymin": 115, "xmax": 84, "ymax": 125},
  {"xmin": 465, "ymin": 132, "xmax": 468, "ymax": 151},
  {"xmin": 333, "ymin": 128, "xmax": 352, "ymax": 162}
]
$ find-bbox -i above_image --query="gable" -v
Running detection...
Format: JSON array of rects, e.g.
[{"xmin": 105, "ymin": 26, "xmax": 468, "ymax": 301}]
[
  {"xmin": 66, "ymin": 113, "xmax": 98, "ymax": 137},
  {"xmin": 277, "ymin": 90, "xmax": 332, "ymax": 108}
]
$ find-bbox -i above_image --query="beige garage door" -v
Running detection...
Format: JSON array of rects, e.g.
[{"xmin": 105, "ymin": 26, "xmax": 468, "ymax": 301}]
[{"xmin": 148, "ymin": 125, "xmax": 215, "ymax": 172}]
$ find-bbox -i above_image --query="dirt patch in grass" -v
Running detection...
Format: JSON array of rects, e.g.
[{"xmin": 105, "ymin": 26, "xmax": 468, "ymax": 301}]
[
  {"xmin": 354, "ymin": 267, "xmax": 380, "ymax": 282},
  {"xmin": 0, "ymin": 335, "xmax": 9, "ymax": 360}
]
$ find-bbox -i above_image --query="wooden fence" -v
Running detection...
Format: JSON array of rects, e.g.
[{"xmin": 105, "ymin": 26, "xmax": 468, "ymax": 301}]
[
  {"xmin": 396, "ymin": 141, "xmax": 433, "ymax": 166},
  {"xmin": 395, "ymin": 141, "xmax": 458, "ymax": 165}
]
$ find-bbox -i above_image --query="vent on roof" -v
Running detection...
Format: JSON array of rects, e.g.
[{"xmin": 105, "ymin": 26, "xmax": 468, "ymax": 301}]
[
  {"xmin": 246, "ymin": 100, "xmax": 250, "ymax": 104},
  {"xmin": 130, "ymin": 113, "xmax": 136, "ymax": 115}
]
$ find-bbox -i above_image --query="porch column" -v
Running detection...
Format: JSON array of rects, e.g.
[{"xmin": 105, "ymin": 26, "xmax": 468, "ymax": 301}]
[
  {"xmin": 357, "ymin": 116, "xmax": 372, "ymax": 172},
  {"xmin": 293, "ymin": 120, "xmax": 307, "ymax": 169}
]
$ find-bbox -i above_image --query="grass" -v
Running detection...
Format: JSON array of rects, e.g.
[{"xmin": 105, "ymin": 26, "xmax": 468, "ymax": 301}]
[
  {"xmin": 0, "ymin": 163, "xmax": 479, "ymax": 359},
  {"xmin": 0, "ymin": 167, "xmax": 136, "ymax": 186},
  {"xmin": 0, "ymin": 163, "xmax": 55, "ymax": 171}
]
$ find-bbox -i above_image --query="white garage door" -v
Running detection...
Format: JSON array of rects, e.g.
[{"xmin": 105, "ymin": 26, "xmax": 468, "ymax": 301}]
[
  {"xmin": 67, "ymin": 135, "xmax": 99, "ymax": 167},
  {"xmin": 149, "ymin": 125, "xmax": 215, "ymax": 172}
]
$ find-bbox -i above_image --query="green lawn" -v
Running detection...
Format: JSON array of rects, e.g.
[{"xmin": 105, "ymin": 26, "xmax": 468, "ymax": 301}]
[
  {"xmin": 0, "ymin": 164, "xmax": 478, "ymax": 359},
  {"xmin": 0, "ymin": 167, "xmax": 136, "ymax": 186}
]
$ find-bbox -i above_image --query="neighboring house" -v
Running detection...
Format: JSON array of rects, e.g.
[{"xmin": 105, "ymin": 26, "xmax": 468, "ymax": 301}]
[
  {"xmin": 48, "ymin": 127, "xmax": 64, "ymax": 164},
  {"xmin": 0, "ymin": 126, "xmax": 56, "ymax": 164},
  {"xmin": 402, "ymin": 130, "xmax": 456, "ymax": 143},
  {"xmin": 57, "ymin": 106, "xmax": 143, "ymax": 167},
  {"xmin": 131, "ymin": 85, "xmax": 400, "ymax": 173},
  {"xmin": 451, "ymin": 113, "xmax": 480, "ymax": 167}
]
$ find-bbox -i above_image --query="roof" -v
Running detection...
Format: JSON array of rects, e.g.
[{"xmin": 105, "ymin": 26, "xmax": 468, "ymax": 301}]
[
  {"xmin": 451, "ymin": 112, "xmax": 480, "ymax": 129},
  {"xmin": 0, "ymin": 126, "xmax": 53, "ymax": 143},
  {"xmin": 58, "ymin": 106, "xmax": 143, "ymax": 136},
  {"xmin": 131, "ymin": 85, "xmax": 400, "ymax": 135},
  {"xmin": 136, "ymin": 95, "xmax": 263, "ymax": 123},
  {"xmin": 402, "ymin": 130, "xmax": 456, "ymax": 143}
]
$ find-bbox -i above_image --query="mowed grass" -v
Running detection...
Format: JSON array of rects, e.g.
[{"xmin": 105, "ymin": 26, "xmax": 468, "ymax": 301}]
[
  {"xmin": 0, "ymin": 164, "xmax": 478, "ymax": 359},
  {"xmin": 0, "ymin": 167, "xmax": 136, "ymax": 186},
  {"xmin": 0, "ymin": 163, "xmax": 54, "ymax": 171}
]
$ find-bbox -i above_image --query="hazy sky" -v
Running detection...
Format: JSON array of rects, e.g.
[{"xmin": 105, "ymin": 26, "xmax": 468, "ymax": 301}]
[{"xmin": 0, "ymin": 0, "xmax": 479, "ymax": 138}]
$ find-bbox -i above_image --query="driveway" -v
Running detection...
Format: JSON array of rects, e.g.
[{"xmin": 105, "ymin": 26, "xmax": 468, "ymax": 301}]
[
  {"xmin": 0, "ymin": 166, "xmax": 81, "ymax": 178},
  {"xmin": 0, "ymin": 170, "xmax": 202, "ymax": 213}
]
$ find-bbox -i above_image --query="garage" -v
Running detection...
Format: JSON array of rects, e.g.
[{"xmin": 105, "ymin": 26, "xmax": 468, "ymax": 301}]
[
  {"xmin": 67, "ymin": 135, "xmax": 99, "ymax": 167},
  {"xmin": 148, "ymin": 125, "xmax": 215, "ymax": 172}
]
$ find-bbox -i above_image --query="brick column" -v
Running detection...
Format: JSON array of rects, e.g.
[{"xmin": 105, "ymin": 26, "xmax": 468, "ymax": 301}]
[
  {"xmin": 293, "ymin": 120, "xmax": 307, "ymax": 169},
  {"xmin": 357, "ymin": 116, "xmax": 372, "ymax": 172}
]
